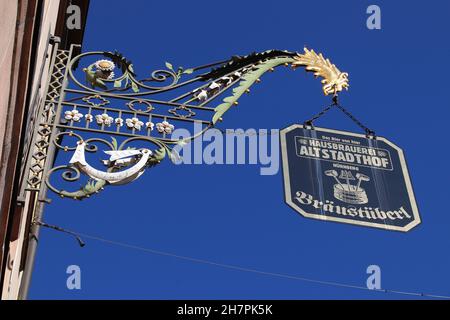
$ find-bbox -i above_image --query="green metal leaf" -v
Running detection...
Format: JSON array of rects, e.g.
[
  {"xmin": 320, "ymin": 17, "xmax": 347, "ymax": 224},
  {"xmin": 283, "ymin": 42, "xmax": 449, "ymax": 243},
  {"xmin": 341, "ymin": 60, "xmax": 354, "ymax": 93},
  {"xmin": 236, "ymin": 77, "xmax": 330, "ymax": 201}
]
[
  {"xmin": 212, "ymin": 57, "xmax": 295, "ymax": 124},
  {"xmin": 111, "ymin": 137, "xmax": 118, "ymax": 150},
  {"xmin": 131, "ymin": 82, "xmax": 139, "ymax": 93},
  {"xmin": 153, "ymin": 147, "xmax": 166, "ymax": 161},
  {"xmin": 147, "ymin": 147, "xmax": 166, "ymax": 167},
  {"xmin": 114, "ymin": 79, "xmax": 122, "ymax": 88},
  {"xmin": 183, "ymin": 68, "xmax": 194, "ymax": 74},
  {"xmin": 165, "ymin": 62, "xmax": 173, "ymax": 71},
  {"xmin": 83, "ymin": 180, "xmax": 96, "ymax": 193}
]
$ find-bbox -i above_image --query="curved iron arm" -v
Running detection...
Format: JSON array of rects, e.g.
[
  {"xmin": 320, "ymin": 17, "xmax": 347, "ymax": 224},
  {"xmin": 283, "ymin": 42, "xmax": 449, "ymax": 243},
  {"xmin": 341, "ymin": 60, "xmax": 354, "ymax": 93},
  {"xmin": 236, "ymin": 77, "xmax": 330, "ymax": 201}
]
[{"xmin": 45, "ymin": 47, "xmax": 348, "ymax": 200}]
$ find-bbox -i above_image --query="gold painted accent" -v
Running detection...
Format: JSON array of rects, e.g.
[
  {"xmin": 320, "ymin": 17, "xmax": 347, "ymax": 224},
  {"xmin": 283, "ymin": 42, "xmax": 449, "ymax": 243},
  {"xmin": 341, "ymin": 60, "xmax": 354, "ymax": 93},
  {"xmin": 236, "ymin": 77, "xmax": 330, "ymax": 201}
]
[
  {"xmin": 292, "ymin": 47, "xmax": 349, "ymax": 96},
  {"xmin": 98, "ymin": 61, "xmax": 113, "ymax": 69}
]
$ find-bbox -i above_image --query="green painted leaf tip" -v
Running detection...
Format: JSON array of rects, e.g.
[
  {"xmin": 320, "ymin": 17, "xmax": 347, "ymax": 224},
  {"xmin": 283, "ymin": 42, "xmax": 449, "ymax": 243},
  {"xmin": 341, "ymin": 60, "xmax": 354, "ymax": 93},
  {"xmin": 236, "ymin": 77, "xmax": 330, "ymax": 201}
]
[
  {"xmin": 111, "ymin": 137, "xmax": 118, "ymax": 150},
  {"xmin": 165, "ymin": 62, "xmax": 173, "ymax": 70},
  {"xmin": 114, "ymin": 79, "xmax": 122, "ymax": 88},
  {"xmin": 131, "ymin": 82, "xmax": 139, "ymax": 92}
]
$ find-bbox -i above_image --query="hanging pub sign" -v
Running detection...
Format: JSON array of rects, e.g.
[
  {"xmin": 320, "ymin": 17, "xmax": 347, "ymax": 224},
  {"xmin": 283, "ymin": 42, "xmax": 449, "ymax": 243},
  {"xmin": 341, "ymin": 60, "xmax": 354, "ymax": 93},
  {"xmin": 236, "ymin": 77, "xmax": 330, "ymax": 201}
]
[{"xmin": 280, "ymin": 125, "xmax": 421, "ymax": 232}]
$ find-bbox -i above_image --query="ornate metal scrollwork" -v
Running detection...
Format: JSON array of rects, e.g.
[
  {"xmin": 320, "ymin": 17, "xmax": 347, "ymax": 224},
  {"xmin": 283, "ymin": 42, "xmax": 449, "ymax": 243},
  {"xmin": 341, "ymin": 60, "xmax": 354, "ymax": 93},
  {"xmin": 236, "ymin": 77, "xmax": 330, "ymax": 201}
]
[{"xmin": 22, "ymin": 44, "xmax": 348, "ymax": 201}]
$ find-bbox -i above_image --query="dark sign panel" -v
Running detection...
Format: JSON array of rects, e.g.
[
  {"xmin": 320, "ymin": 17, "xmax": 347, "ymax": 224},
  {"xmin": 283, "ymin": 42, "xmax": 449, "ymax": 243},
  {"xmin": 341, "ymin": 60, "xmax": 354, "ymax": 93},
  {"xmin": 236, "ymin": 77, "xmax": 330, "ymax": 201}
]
[{"xmin": 280, "ymin": 125, "xmax": 420, "ymax": 232}]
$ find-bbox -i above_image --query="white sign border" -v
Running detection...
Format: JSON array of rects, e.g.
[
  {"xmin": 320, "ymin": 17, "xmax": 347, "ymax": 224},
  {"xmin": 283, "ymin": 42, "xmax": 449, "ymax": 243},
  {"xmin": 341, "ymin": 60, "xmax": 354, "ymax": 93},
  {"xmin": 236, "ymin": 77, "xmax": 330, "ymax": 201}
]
[{"xmin": 280, "ymin": 124, "xmax": 421, "ymax": 232}]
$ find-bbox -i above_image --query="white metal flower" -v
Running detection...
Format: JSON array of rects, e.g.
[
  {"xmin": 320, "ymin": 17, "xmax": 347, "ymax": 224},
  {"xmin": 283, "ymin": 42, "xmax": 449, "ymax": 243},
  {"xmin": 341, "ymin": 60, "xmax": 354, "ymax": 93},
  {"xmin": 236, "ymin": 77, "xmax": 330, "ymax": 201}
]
[
  {"xmin": 95, "ymin": 113, "xmax": 114, "ymax": 126},
  {"xmin": 64, "ymin": 109, "xmax": 83, "ymax": 122},
  {"xmin": 85, "ymin": 114, "xmax": 93, "ymax": 122},
  {"xmin": 94, "ymin": 59, "xmax": 115, "ymax": 80},
  {"xmin": 126, "ymin": 117, "xmax": 144, "ymax": 130},
  {"xmin": 115, "ymin": 118, "xmax": 124, "ymax": 127},
  {"xmin": 146, "ymin": 121, "xmax": 155, "ymax": 131},
  {"xmin": 156, "ymin": 121, "xmax": 175, "ymax": 134},
  {"xmin": 95, "ymin": 59, "xmax": 115, "ymax": 71}
]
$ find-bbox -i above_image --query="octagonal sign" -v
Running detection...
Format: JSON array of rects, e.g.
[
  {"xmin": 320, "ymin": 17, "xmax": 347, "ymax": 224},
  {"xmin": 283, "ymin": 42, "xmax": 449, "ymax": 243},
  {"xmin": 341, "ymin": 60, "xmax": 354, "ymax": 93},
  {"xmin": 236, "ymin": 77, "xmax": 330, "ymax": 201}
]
[{"xmin": 280, "ymin": 124, "xmax": 421, "ymax": 232}]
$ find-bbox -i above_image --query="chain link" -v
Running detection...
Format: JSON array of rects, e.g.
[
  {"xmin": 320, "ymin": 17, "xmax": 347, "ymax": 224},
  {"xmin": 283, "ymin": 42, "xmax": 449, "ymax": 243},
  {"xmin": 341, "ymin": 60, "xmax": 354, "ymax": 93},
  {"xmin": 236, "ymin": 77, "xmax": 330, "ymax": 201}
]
[
  {"xmin": 212, "ymin": 96, "xmax": 375, "ymax": 138},
  {"xmin": 304, "ymin": 96, "xmax": 376, "ymax": 138}
]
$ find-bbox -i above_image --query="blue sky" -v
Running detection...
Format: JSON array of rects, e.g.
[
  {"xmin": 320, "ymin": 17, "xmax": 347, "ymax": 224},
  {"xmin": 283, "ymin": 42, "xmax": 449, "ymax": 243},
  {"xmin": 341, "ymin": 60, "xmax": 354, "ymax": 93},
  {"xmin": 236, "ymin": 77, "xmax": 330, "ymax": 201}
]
[{"xmin": 29, "ymin": 0, "xmax": 450, "ymax": 299}]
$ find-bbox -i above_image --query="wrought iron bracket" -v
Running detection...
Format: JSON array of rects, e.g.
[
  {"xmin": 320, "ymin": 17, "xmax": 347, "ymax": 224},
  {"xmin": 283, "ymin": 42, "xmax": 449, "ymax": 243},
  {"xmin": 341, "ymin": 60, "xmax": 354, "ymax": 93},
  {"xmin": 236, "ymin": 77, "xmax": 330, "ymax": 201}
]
[{"xmin": 18, "ymin": 45, "xmax": 349, "ymax": 202}]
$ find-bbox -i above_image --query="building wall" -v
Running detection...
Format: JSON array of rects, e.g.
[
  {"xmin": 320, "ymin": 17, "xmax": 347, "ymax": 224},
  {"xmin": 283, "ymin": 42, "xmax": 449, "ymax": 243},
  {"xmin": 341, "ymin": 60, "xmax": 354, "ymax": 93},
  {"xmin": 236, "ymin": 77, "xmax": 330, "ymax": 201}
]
[
  {"xmin": 0, "ymin": 0, "xmax": 89, "ymax": 300},
  {"xmin": 0, "ymin": 0, "xmax": 64, "ymax": 300},
  {"xmin": 0, "ymin": 1, "xmax": 18, "ymax": 161},
  {"xmin": 0, "ymin": 0, "xmax": 38, "ymax": 295}
]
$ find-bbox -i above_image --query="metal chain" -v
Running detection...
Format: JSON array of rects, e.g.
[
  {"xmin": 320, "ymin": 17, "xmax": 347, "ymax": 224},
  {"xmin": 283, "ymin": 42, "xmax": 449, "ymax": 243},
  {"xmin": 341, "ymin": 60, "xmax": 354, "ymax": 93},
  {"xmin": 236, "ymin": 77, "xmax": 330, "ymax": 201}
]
[
  {"xmin": 304, "ymin": 96, "xmax": 376, "ymax": 138},
  {"xmin": 303, "ymin": 104, "xmax": 335, "ymax": 127}
]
